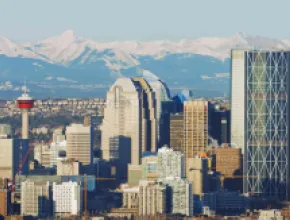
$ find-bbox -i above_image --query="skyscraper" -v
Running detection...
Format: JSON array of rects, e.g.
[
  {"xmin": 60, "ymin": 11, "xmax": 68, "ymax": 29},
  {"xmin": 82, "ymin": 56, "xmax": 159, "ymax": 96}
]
[
  {"xmin": 131, "ymin": 78, "xmax": 157, "ymax": 153},
  {"xmin": 66, "ymin": 124, "xmax": 92, "ymax": 165},
  {"xmin": 231, "ymin": 50, "xmax": 290, "ymax": 200},
  {"xmin": 157, "ymin": 146, "xmax": 185, "ymax": 179},
  {"xmin": 231, "ymin": 50, "xmax": 247, "ymax": 152},
  {"xmin": 101, "ymin": 77, "xmax": 157, "ymax": 166},
  {"xmin": 143, "ymin": 70, "xmax": 172, "ymax": 147},
  {"xmin": 170, "ymin": 113, "xmax": 184, "ymax": 152},
  {"xmin": 184, "ymin": 100, "xmax": 209, "ymax": 159}
]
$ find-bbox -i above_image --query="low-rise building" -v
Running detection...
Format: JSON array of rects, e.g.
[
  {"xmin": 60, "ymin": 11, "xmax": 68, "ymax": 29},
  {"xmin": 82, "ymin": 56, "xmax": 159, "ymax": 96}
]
[
  {"xmin": 52, "ymin": 181, "xmax": 82, "ymax": 217},
  {"xmin": 56, "ymin": 158, "xmax": 80, "ymax": 176},
  {"xmin": 259, "ymin": 210, "xmax": 283, "ymax": 220}
]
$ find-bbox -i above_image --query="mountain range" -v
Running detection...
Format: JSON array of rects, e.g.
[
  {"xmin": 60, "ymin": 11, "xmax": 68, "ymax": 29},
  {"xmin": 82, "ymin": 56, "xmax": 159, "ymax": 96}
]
[{"xmin": 1, "ymin": 30, "xmax": 290, "ymax": 99}]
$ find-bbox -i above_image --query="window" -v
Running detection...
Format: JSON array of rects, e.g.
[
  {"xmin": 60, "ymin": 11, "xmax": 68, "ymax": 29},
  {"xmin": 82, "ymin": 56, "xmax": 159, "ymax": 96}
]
[{"xmin": 147, "ymin": 162, "xmax": 157, "ymax": 173}]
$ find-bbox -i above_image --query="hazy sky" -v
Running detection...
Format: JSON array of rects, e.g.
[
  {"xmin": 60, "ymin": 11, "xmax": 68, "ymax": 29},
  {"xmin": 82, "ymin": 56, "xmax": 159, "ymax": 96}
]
[{"xmin": 1, "ymin": 0, "xmax": 289, "ymax": 42}]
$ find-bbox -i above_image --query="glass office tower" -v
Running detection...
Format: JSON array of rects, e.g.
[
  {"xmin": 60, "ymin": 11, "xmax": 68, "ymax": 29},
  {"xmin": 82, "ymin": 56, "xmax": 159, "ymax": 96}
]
[{"xmin": 244, "ymin": 51, "xmax": 290, "ymax": 200}]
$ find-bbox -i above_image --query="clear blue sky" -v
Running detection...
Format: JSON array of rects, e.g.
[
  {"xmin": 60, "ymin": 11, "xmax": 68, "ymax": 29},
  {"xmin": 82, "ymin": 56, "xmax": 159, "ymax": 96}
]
[{"xmin": 1, "ymin": 0, "xmax": 289, "ymax": 42}]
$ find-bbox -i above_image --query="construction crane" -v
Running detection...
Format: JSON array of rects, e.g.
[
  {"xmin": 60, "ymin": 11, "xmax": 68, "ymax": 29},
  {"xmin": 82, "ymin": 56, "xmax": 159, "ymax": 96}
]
[{"xmin": 11, "ymin": 142, "xmax": 35, "ymax": 193}]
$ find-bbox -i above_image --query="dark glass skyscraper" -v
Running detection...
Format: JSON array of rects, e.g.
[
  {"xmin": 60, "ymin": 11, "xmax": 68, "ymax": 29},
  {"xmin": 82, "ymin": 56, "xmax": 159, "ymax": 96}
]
[{"xmin": 244, "ymin": 51, "xmax": 290, "ymax": 200}]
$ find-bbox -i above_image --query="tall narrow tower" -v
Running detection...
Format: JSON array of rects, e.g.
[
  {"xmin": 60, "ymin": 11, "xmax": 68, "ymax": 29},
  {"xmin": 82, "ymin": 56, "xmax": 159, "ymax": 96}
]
[{"xmin": 17, "ymin": 87, "xmax": 34, "ymax": 174}]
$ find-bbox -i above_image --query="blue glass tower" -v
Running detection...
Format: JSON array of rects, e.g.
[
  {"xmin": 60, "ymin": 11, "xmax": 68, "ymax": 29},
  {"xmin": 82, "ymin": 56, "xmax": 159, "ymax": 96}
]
[{"xmin": 244, "ymin": 51, "xmax": 290, "ymax": 200}]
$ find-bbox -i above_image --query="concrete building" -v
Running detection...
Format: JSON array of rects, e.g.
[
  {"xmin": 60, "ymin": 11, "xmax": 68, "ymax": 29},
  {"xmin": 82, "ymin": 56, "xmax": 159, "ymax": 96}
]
[
  {"xmin": 187, "ymin": 157, "xmax": 208, "ymax": 195},
  {"xmin": 231, "ymin": 49, "xmax": 247, "ymax": 152},
  {"xmin": 0, "ymin": 138, "xmax": 20, "ymax": 180},
  {"xmin": 52, "ymin": 128, "xmax": 65, "ymax": 143},
  {"xmin": 138, "ymin": 180, "xmax": 166, "ymax": 216},
  {"xmin": 101, "ymin": 77, "xmax": 157, "ymax": 167},
  {"xmin": 157, "ymin": 146, "xmax": 185, "ymax": 179},
  {"xmin": 0, "ymin": 124, "xmax": 12, "ymax": 138},
  {"xmin": 34, "ymin": 143, "xmax": 51, "ymax": 168},
  {"xmin": 122, "ymin": 186, "xmax": 139, "ymax": 209},
  {"xmin": 215, "ymin": 147, "xmax": 242, "ymax": 192},
  {"xmin": 66, "ymin": 124, "xmax": 92, "ymax": 165},
  {"xmin": 56, "ymin": 158, "xmax": 80, "ymax": 176},
  {"xmin": 160, "ymin": 177, "xmax": 193, "ymax": 217},
  {"xmin": 0, "ymin": 189, "xmax": 10, "ymax": 216},
  {"xmin": 50, "ymin": 140, "xmax": 66, "ymax": 167},
  {"xmin": 21, "ymin": 180, "xmax": 51, "ymax": 217},
  {"xmin": 215, "ymin": 147, "xmax": 242, "ymax": 177},
  {"xmin": 259, "ymin": 210, "xmax": 283, "ymax": 220},
  {"xmin": 231, "ymin": 50, "xmax": 290, "ymax": 200},
  {"xmin": 52, "ymin": 181, "xmax": 82, "ymax": 217},
  {"xmin": 142, "ymin": 153, "xmax": 158, "ymax": 181},
  {"xmin": 184, "ymin": 100, "xmax": 209, "ymax": 161},
  {"xmin": 202, "ymin": 189, "xmax": 246, "ymax": 216},
  {"xmin": 169, "ymin": 113, "xmax": 184, "ymax": 153},
  {"xmin": 128, "ymin": 165, "xmax": 142, "ymax": 187}
]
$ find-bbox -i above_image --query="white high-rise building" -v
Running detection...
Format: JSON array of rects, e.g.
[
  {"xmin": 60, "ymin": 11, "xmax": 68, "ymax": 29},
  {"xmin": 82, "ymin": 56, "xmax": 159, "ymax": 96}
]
[
  {"xmin": 157, "ymin": 146, "xmax": 185, "ymax": 179},
  {"xmin": 66, "ymin": 124, "xmax": 92, "ymax": 165},
  {"xmin": 159, "ymin": 177, "xmax": 193, "ymax": 217},
  {"xmin": 101, "ymin": 77, "xmax": 157, "ymax": 165},
  {"xmin": 231, "ymin": 50, "xmax": 246, "ymax": 153},
  {"xmin": 53, "ymin": 181, "xmax": 82, "ymax": 217}
]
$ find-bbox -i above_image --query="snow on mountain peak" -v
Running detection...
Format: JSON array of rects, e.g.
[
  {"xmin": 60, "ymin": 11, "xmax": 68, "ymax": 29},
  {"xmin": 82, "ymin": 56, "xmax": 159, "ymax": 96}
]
[
  {"xmin": 3, "ymin": 32, "xmax": 290, "ymax": 70},
  {"xmin": 0, "ymin": 36, "xmax": 43, "ymax": 59}
]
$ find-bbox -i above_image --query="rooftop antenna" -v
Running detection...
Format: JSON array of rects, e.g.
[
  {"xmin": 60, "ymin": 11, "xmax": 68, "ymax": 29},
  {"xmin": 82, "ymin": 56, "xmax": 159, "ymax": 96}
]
[{"xmin": 24, "ymin": 78, "xmax": 27, "ymax": 94}]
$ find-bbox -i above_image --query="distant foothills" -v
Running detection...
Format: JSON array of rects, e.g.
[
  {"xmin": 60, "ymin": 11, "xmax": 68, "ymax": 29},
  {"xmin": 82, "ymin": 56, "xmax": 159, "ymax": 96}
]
[{"xmin": 1, "ymin": 30, "xmax": 289, "ymax": 99}]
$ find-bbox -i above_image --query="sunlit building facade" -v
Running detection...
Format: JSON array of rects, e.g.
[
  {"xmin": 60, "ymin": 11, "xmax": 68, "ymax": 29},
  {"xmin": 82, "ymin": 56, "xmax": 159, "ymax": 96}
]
[{"xmin": 232, "ymin": 50, "xmax": 290, "ymax": 200}]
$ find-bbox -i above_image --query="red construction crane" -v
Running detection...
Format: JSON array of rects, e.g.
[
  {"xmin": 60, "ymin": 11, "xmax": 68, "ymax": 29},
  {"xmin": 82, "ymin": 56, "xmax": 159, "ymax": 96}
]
[{"xmin": 11, "ymin": 142, "xmax": 35, "ymax": 193}]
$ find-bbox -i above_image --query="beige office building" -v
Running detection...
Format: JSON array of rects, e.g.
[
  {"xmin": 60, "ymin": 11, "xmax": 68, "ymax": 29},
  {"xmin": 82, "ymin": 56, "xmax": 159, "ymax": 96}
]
[
  {"xmin": 128, "ymin": 165, "xmax": 142, "ymax": 187},
  {"xmin": 138, "ymin": 180, "xmax": 166, "ymax": 216},
  {"xmin": 0, "ymin": 138, "xmax": 19, "ymax": 180},
  {"xmin": 66, "ymin": 124, "xmax": 92, "ymax": 165},
  {"xmin": 184, "ymin": 100, "xmax": 209, "ymax": 159},
  {"xmin": 102, "ymin": 77, "xmax": 157, "ymax": 165},
  {"xmin": 122, "ymin": 186, "xmax": 139, "ymax": 209},
  {"xmin": 187, "ymin": 157, "xmax": 208, "ymax": 195},
  {"xmin": 21, "ymin": 180, "xmax": 51, "ymax": 217},
  {"xmin": 0, "ymin": 124, "xmax": 12, "ymax": 137},
  {"xmin": 56, "ymin": 158, "xmax": 80, "ymax": 176},
  {"xmin": 34, "ymin": 143, "xmax": 51, "ymax": 168}
]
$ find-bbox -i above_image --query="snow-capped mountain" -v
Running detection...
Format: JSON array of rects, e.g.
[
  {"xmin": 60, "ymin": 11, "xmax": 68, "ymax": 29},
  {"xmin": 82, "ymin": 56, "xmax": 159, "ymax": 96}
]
[
  {"xmin": 0, "ymin": 37, "xmax": 43, "ymax": 59},
  {"xmin": 20, "ymin": 30, "xmax": 290, "ymax": 65},
  {"xmin": 1, "ymin": 30, "xmax": 290, "ymax": 99}
]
